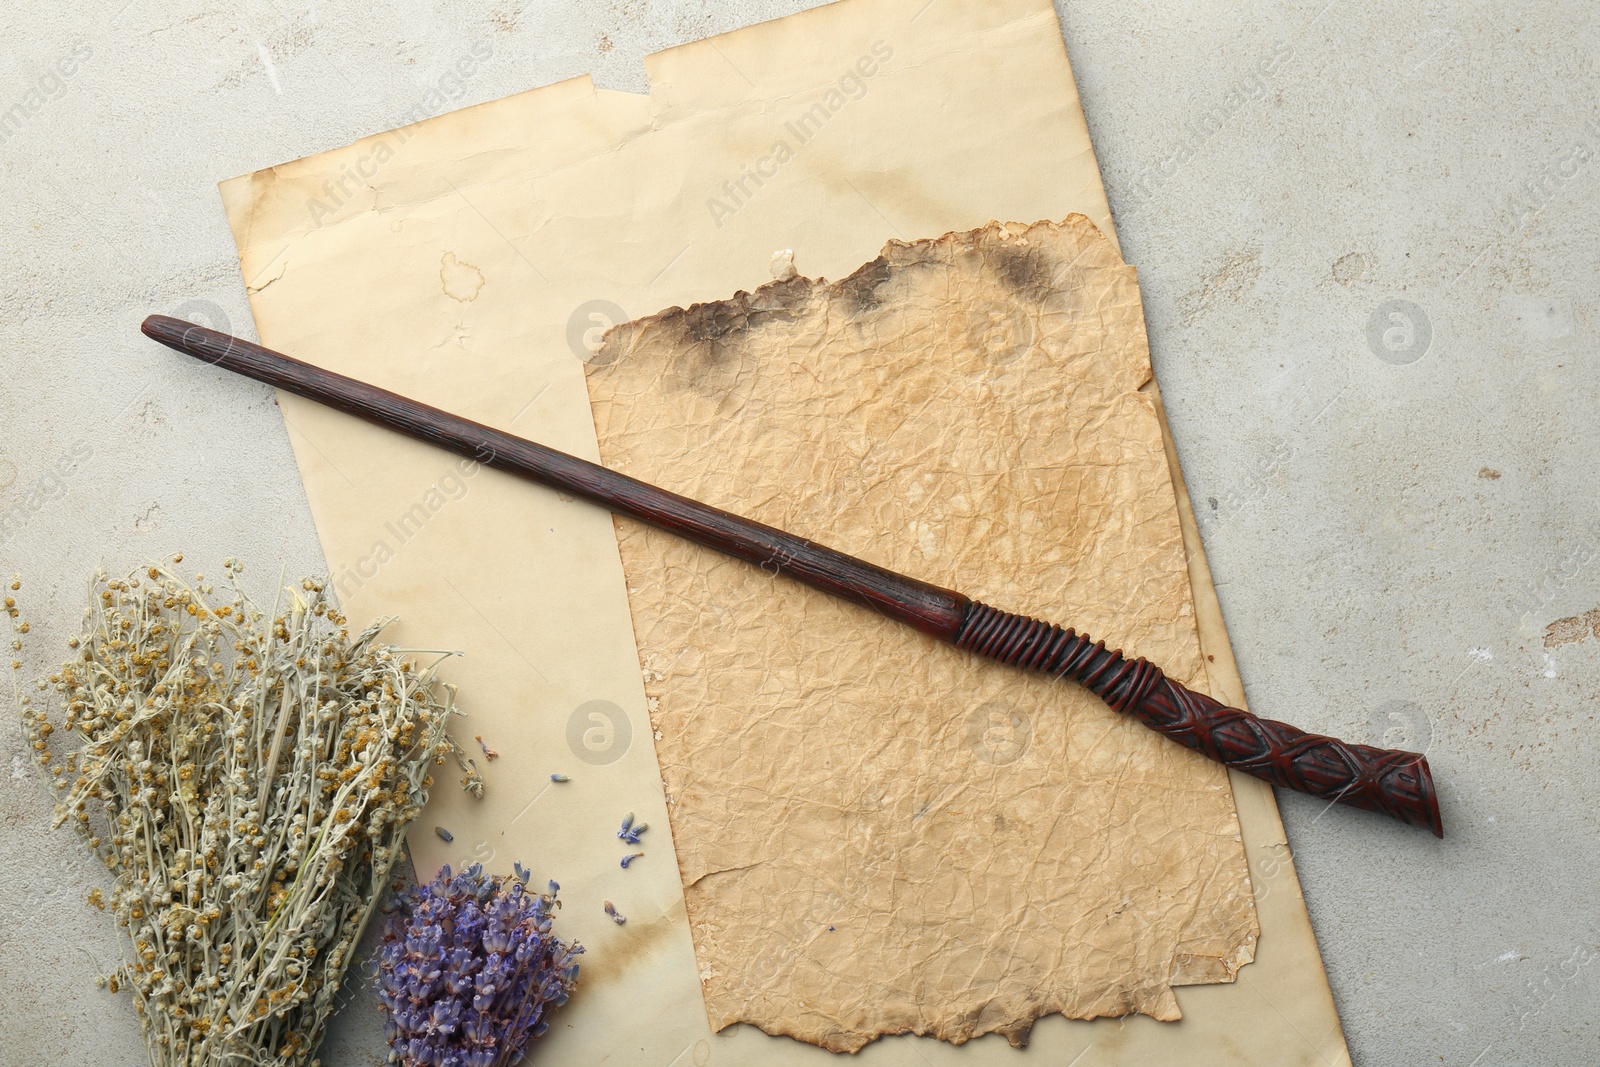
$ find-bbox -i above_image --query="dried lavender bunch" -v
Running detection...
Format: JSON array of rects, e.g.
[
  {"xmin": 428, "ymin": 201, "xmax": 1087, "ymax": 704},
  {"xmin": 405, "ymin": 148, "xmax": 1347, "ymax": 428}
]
[
  {"xmin": 379, "ymin": 864, "xmax": 582, "ymax": 1067},
  {"xmin": 14, "ymin": 560, "xmax": 473, "ymax": 1067}
]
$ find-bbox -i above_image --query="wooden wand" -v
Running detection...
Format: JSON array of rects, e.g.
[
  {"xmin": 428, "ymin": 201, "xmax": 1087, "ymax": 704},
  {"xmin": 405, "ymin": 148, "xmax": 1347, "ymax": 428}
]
[{"xmin": 141, "ymin": 315, "xmax": 1443, "ymax": 836}]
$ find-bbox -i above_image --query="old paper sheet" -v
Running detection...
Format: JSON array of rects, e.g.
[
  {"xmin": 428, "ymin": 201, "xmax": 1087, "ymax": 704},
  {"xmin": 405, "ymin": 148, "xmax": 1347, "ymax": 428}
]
[
  {"xmin": 219, "ymin": 0, "xmax": 1351, "ymax": 1062},
  {"xmin": 588, "ymin": 219, "xmax": 1255, "ymax": 1049}
]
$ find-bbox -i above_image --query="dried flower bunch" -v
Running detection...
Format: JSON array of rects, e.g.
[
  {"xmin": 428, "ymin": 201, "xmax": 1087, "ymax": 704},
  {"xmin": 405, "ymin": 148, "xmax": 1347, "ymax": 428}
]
[
  {"xmin": 14, "ymin": 559, "xmax": 476, "ymax": 1067},
  {"xmin": 379, "ymin": 864, "xmax": 582, "ymax": 1067}
]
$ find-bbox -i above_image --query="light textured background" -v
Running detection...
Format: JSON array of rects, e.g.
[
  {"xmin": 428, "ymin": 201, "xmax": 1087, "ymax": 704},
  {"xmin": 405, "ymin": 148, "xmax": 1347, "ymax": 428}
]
[{"xmin": 1, "ymin": 2, "xmax": 1595, "ymax": 1065}]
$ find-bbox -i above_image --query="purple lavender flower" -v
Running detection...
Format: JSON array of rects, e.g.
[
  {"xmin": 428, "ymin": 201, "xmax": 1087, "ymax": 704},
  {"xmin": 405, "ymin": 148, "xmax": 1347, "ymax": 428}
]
[
  {"xmin": 379, "ymin": 865, "xmax": 583, "ymax": 1067},
  {"xmin": 615, "ymin": 812, "xmax": 648, "ymax": 845}
]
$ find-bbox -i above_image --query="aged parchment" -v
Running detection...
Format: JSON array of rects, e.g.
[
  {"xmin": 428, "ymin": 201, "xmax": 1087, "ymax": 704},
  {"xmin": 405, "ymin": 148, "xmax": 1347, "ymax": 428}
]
[
  {"xmin": 587, "ymin": 219, "xmax": 1255, "ymax": 1050},
  {"xmin": 219, "ymin": 0, "xmax": 1352, "ymax": 1062}
]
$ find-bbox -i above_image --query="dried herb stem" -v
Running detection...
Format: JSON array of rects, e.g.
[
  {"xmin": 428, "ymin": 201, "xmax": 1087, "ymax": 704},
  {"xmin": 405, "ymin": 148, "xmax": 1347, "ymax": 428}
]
[{"xmin": 15, "ymin": 561, "xmax": 475, "ymax": 1067}]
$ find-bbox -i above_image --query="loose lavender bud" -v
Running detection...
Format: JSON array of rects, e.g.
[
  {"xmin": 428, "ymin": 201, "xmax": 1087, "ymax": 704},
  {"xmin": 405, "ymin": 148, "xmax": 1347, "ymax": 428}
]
[
  {"xmin": 435, "ymin": 826, "xmax": 455, "ymax": 843},
  {"xmin": 603, "ymin": 900, "xmax": 626, "ymax": 925},
  {"xmin": 620, "ymin": 852, "xmax": 644, "ymax": 869},
  {"xmin": 549, "ymin": 773, "xmax": 570, "ymax": 783},
  {"xmin": 379, "ymin": 864, "xmax": 583, "ymax": 1067}
]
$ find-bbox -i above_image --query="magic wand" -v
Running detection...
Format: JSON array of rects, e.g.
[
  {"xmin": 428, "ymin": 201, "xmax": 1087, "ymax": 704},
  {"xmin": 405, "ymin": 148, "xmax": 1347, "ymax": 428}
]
[{"xmin": 141, "ymin": 314, "xmax": 1443, "ymax": 836}]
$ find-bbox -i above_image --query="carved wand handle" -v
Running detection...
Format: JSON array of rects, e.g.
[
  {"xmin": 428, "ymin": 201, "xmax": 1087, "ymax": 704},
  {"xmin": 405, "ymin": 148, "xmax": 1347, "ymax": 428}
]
[{"xmin": 141, "ymin": 315, "xmax": 1443, "ymax": 836}]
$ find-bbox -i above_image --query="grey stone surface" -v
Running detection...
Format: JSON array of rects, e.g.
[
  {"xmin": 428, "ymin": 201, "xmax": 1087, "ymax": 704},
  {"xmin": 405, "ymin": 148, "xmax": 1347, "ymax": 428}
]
[{"xmin": 1, "ymin": 2, "xmax": 1595, "ymax": 1065}]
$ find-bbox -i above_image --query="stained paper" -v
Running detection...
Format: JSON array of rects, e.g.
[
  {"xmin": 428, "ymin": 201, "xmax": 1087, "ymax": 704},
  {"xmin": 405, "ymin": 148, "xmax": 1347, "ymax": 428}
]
[
  {"xmin": 218, "ymin": 0, "xmax": 1352, "ymax": 1062},
  {"xmin": 587, "ymin": 218, "xmax": 1255, "ymax": 1049}
]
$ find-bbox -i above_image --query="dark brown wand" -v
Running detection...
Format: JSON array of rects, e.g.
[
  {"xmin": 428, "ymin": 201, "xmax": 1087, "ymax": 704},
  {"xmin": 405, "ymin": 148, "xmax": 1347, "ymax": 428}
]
[{"xmin": 141, "ymin": 315, "xmax": 1443, "ymax": 836}]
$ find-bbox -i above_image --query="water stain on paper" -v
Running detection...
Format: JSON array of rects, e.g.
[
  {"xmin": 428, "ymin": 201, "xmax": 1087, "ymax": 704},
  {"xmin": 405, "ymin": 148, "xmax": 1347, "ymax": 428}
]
[{"xmin": 440, "ymin": 251, "xmax": 486, "ymax": 302}]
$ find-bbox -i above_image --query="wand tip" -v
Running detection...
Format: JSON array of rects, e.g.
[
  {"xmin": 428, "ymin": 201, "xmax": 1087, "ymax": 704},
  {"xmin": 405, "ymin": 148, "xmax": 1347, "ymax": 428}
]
[
  {"xmin": 141, "ymin": 314, "xmax": 190, "ymax": 347},
  {"xmin": 140, "ymin": 314, "xmax": 250, "ymax": 370}
]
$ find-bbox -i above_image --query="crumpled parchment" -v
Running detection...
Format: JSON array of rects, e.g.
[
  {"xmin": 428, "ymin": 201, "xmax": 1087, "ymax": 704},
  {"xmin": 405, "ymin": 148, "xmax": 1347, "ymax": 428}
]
[{"xmin": 586, "ymin": 216, "xmax": 1257, "ymax": 1052}]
